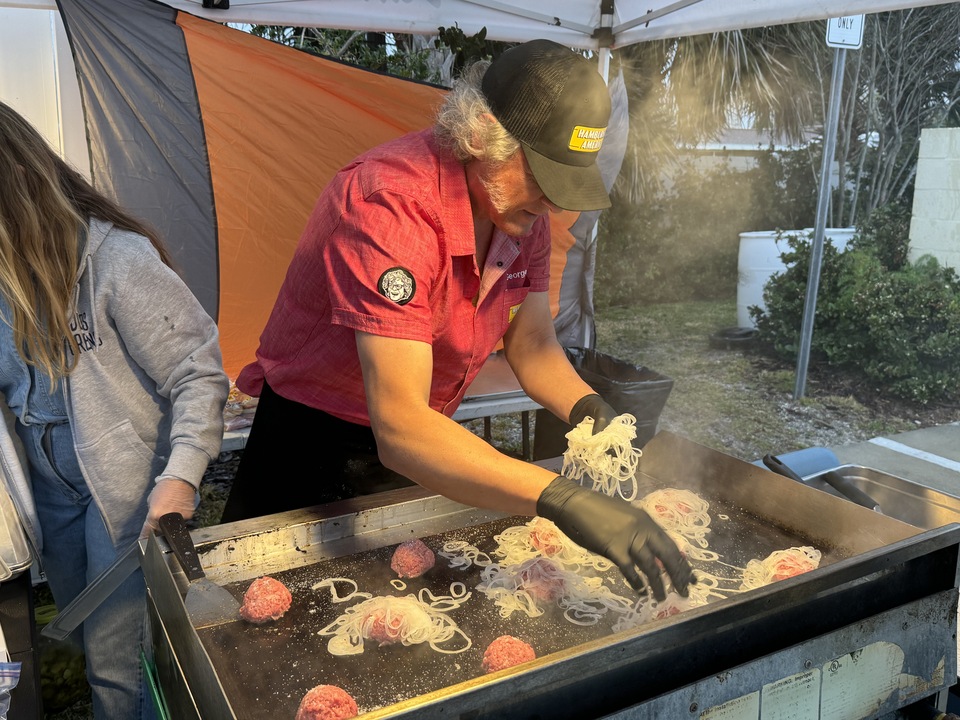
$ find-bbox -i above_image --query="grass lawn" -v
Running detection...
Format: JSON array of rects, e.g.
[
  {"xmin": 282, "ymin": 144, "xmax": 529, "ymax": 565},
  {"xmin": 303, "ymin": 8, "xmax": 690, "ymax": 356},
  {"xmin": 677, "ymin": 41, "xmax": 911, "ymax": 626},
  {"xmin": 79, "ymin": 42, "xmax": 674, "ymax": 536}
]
[{"xmin": 467, "ymin": 298, "xmax": 939, "ymax": 462}]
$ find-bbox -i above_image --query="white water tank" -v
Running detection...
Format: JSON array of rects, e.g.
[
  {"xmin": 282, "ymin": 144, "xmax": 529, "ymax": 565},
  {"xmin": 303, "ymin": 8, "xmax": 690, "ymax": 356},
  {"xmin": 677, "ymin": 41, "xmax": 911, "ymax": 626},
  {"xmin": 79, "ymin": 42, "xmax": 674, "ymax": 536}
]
[{"xmin": 736, "ymin": 228, "xmax": 856, "ymax": 328}]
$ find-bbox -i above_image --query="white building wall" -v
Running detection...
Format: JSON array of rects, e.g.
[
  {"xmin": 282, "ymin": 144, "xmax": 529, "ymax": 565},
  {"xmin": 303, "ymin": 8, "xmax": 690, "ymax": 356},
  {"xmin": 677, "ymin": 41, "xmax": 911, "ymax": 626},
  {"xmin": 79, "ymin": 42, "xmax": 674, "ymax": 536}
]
[
  {"xmin": 909, "ymin": 127, "xmax": 960, "ymax": 272},
  {"xmin": 0, "ymin": 7, "xmax": 89, "ymax": 177}
]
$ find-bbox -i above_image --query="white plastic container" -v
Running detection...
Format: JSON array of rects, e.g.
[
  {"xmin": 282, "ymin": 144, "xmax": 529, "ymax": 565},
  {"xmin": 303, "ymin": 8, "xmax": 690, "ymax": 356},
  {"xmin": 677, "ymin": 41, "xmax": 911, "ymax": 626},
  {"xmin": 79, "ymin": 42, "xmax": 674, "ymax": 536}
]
[{"xmin": 736, "ymin": 228, "xmax": 856, "ymax": 328}]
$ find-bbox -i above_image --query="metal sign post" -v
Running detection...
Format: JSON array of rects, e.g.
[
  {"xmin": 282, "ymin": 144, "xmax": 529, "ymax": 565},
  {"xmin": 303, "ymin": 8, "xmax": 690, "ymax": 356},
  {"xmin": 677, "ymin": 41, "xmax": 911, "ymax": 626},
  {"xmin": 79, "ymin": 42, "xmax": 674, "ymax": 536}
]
[{"xmin": 793, "ymin": 16, "xmax": 864, "ymax": 400}]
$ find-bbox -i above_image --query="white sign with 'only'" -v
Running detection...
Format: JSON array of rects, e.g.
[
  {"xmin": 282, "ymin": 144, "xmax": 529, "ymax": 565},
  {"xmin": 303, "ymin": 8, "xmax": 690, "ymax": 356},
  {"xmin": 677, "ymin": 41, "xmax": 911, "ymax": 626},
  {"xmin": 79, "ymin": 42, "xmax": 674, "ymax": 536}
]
[{"xmin": 826, "ymin": 15, "xmax": 865, "ymax": 49}]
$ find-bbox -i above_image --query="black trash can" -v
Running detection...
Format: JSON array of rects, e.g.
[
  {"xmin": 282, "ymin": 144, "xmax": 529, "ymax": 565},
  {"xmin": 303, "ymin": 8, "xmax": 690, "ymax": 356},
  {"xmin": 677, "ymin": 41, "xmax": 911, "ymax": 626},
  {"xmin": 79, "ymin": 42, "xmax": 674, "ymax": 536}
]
[{"xmin": 532, "ymin": 348, "xmax": 674, "ymax": 461}]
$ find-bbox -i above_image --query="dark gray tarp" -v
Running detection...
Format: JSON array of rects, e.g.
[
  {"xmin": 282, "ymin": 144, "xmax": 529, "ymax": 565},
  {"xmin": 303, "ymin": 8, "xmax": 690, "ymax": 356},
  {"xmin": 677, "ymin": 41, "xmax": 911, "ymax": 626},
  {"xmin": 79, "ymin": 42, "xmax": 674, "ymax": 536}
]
[{"xmin": 57, "ymin": 0, "xmax": 219, "ymax": 318}]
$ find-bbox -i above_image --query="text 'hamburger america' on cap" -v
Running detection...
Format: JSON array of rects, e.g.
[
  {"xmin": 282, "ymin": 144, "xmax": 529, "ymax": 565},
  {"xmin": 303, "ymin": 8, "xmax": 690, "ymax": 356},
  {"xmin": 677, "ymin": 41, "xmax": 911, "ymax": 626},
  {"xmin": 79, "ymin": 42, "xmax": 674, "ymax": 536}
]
[{"xmin": 481, "ymin": 39, "xmax": 612, "ymax": 212}]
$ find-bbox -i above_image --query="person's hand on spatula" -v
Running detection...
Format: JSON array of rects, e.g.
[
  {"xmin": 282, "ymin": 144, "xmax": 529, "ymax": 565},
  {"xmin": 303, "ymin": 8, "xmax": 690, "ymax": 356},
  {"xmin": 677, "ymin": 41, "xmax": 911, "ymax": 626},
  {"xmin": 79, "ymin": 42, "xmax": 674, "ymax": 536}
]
[
  {"xmin": 569, "ymin": 393, "xmax": 617, "ymax": 434},
  {"xmin": 140, "ymin": 477, "xmax": 197, "ymax": 538},
  {"xmin": 536, "ymin": 476, "xmax": 696, "ymax": 600}
]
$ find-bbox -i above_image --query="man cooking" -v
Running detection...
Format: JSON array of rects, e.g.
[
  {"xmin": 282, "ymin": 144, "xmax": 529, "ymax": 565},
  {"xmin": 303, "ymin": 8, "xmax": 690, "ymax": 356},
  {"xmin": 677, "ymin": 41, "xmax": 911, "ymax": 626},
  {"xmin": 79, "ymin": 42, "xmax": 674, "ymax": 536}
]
[{"xmin": 222, "ymin": 39, "xmax": 694, "ymax": 601}]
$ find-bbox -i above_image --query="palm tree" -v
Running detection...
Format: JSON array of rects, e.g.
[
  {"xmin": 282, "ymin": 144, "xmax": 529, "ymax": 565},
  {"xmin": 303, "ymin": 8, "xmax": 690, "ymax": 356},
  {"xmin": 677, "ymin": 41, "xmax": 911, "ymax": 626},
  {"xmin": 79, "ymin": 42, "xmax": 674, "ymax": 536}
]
[{"xmin": 613, "ymin": 24, "xmax": 825, "ymax": 205}]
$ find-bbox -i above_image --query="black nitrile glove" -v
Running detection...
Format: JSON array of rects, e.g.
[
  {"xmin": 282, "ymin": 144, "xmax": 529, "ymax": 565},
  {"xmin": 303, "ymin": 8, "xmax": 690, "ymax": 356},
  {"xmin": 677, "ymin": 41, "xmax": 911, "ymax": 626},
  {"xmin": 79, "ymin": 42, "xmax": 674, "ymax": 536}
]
[
  {"xmin": 569, "ymin": 393, "xmax": 617, "ymax": 435},
  {"xmin": 537, "ymin": 476, "xmax": 695, "ymax": 601}
]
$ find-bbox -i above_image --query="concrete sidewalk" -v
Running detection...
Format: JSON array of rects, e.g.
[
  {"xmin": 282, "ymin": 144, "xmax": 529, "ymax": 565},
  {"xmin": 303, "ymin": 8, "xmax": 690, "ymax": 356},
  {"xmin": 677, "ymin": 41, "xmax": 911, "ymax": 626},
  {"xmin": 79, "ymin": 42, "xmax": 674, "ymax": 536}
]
[{"xmin": 830, "ymin": 421, "xmax": 960, "ymax": 498}]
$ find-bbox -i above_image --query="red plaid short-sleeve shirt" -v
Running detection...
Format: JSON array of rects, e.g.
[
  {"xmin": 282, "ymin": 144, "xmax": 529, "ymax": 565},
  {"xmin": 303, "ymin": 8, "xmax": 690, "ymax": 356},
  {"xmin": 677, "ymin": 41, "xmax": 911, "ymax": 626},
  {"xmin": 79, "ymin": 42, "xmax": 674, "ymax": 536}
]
[{"xmin": 236, "ymin": 130, "xmax": 551, "ymax": 425}]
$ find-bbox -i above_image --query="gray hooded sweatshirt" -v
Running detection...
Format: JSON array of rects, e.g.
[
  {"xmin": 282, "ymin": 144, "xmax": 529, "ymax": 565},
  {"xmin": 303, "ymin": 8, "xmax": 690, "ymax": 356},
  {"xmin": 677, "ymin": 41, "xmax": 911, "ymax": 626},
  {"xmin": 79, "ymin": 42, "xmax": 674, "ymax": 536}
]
[{"xmin": 0, "ymin": 217, "xmax": 229, "ymax": 555}]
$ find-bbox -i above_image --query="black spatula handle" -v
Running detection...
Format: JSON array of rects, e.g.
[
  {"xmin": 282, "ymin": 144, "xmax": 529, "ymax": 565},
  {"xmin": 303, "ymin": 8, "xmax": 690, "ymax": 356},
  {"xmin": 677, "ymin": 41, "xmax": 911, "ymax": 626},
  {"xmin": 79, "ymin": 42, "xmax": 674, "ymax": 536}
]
[
  {"xmin": 158, "ymin": 512, "xmax": 205, "ymax": 581},
  {"xmin": 762, "ymin": 454, "xmax": 804, "ymax": 483},
  {"xmin": 821, "ymin": 471, "xmax": 882, "ymax": 512},
  {"xmin": 763, "ymin": 454, "xmax": 881, "ymax": 512}
]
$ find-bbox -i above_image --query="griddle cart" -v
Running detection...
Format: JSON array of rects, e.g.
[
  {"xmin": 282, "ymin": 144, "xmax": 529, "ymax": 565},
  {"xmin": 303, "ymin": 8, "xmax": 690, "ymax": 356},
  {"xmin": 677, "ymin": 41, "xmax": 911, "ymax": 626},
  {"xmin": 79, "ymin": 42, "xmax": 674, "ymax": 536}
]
[{"xmin": 143, "ymin": 432, "xmax": 960, "ymax": 719}]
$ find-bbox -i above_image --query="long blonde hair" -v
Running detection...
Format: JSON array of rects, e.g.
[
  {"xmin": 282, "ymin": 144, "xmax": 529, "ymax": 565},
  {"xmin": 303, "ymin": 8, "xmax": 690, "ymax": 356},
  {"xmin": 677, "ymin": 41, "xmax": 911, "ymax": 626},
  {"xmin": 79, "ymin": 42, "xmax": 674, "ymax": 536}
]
[{"xmin": 0, "ymin": 100, "xmax": 172, "ymax": 381}]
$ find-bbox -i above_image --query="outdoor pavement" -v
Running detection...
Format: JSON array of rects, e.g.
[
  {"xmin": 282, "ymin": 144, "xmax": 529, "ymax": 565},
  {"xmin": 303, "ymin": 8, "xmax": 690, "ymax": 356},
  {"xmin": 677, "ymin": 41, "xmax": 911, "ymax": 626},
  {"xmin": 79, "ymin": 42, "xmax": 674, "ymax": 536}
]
[{"xmin": 830, "ymin": 420, "xmax": 960, "ymax": 499}]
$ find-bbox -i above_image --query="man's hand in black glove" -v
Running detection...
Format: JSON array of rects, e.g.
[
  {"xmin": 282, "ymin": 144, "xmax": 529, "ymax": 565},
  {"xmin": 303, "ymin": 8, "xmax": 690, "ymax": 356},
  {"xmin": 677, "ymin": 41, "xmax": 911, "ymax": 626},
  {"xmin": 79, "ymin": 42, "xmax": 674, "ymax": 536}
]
[
  {"xmin": 537, "ymin": 476, "xmax": 695, "ymax": 601},
  {"xmin": 569, "ymin": 393, "xmax": 617, "ymax": 435}
]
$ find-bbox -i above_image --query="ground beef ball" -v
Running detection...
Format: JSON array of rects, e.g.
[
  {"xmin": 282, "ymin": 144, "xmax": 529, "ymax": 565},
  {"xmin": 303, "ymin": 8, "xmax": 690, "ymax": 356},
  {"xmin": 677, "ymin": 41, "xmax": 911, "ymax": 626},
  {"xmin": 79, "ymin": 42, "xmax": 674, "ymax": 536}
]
[
  {"xmin": 239, "ymin": 576, "xmax": 292, "ymax": 624},
  {"xmin": 295, "ymin": 684, "xmax": 358, "ymax": 720},
  {"xmin": 481, "ymin": 635, "xmax": 536, "ymax": 673},
  {"xmin": 390, "ymin": 538, "xmax": 435, "ymax": 578},
  {"xmin": 363, "ymin": 606, "xmax": 406, "ymax": 645}
]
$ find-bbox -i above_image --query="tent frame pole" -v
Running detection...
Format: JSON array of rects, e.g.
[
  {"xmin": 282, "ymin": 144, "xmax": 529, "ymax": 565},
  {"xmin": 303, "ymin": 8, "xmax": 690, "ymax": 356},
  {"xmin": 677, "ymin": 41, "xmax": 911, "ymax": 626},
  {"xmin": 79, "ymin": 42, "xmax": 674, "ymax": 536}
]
[{"xmin": 579, "ymin": 37, "xmax": 612, "ymax": 349}]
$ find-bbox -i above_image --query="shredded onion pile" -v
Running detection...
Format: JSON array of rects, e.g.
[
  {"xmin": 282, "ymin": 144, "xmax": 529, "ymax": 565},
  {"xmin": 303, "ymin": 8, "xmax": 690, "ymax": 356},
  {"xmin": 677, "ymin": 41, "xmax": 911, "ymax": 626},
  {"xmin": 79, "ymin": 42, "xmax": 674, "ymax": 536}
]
[
  {"xmin": 476, "ymin": 557, "xmax": 633, "ymax": 626},
  {"xmin": 739, "ymin": 547, "xmax": 822, "ymax": 591},
  {"xmin": 561, "ymin": 414, "xmax": 641, "ymax": 500},
  {"xmin": 493, "ymin": 517, "xmax": 613, "ymax": 572},
  {"xmin": 613, "ymin": 591, "xmax": 697, "ymax": 632},
  {"xmin": 636, "ymin": 488, "xmax": 712, "ymax": 549},
  {"xmin": 437, "ymin": 540, "xmax": 493, "ymax": 570},
  {"xmin": 314, "ymin": 581, "xmax": 473, "ymax": 656}
]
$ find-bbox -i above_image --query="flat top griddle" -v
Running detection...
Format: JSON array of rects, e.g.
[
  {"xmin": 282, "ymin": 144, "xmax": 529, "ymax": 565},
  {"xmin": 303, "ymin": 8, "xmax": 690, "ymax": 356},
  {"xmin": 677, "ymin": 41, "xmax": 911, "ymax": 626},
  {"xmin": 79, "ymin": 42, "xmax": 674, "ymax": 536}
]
[{"xmin": 195, "ymin": 487, "xmax": 844, "ymax": 719}]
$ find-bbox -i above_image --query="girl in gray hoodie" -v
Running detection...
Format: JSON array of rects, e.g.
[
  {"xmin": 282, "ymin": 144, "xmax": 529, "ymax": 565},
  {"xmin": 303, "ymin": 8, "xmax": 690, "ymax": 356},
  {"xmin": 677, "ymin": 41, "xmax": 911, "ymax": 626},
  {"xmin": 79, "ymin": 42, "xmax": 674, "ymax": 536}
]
[{"xmin": 0, "ymin": 101, "xmax": 228, "ymax": 718}]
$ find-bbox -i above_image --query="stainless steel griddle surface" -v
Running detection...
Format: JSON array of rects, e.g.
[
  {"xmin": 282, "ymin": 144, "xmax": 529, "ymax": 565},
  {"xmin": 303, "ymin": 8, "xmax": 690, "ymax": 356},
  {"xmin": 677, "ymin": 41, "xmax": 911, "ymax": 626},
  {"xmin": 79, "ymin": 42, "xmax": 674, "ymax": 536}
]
[{"xmin": 194, "ymin": 490, "xmax": 846, "ymax": 719}]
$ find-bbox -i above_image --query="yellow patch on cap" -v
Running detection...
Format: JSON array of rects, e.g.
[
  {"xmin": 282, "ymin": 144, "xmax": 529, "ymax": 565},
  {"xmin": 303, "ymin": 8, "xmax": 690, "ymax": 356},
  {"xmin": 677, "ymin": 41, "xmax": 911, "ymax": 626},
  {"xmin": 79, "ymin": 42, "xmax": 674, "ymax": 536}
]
[
  {"xmin": 509, "ymin": 304, "xmax": 522, "ymax": 322},
  {"xmin": 568, "ymin": 126, "xmax": 606, "ymax": 152}
]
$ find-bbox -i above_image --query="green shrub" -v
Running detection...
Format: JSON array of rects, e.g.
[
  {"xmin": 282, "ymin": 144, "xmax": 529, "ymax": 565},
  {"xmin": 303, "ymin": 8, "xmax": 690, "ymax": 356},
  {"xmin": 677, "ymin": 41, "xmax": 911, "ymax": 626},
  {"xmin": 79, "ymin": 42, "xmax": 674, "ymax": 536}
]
[
  {"xmin": 750, "ymin": 230, "xmax": 850, "ymax": 358},
  {"xmin": 852, "ymin": 255, "xmax": 960, "ymax": 402},
  {"xmin": 753, "ymin": 221, "xmax": 960, "ymax": 404},
  {"xmin": 848, "ymin": 201, "xmax": 911, "ymax": 271}
]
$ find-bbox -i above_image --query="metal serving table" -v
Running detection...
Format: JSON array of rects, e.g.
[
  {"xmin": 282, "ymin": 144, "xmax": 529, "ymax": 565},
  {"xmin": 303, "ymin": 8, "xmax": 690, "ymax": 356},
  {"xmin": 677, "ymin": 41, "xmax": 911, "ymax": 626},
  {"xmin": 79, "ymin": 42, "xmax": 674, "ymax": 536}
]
[
  {"xmin": 143, "ymin": 431, "xmax": 960, "ymax": 719},
  {"xmin": 452, "ymin": 353, "xmax": 540, "ymax": 460}
]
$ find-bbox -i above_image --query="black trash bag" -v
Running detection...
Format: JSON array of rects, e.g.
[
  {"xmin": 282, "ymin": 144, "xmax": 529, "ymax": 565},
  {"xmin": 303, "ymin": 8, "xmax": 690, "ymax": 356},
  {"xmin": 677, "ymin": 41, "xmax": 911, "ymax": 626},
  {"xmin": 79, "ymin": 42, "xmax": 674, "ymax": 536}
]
[{"xmin": 533, "ymin": 348, "xmax": 674, "ymax": 461}]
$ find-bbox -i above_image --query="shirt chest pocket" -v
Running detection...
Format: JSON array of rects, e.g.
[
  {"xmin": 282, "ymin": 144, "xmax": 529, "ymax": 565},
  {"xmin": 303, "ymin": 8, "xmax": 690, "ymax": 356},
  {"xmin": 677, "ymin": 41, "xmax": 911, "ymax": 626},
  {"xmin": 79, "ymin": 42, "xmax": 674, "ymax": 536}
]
[
  {"xmin": 474, "ymin": 284, "xmax": 529, "ymax": 356},
  {"xmin": 502, "ymin": 286, "xmax": 529, "ymax": 329}
]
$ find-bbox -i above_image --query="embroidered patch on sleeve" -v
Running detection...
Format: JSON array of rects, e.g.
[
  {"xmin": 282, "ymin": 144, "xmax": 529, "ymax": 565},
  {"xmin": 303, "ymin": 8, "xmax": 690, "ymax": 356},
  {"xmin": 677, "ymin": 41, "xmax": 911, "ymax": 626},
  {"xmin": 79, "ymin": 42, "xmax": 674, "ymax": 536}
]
[{"xmin": 377, "ymin": 267, "xmax": 416, "ymax": 305}]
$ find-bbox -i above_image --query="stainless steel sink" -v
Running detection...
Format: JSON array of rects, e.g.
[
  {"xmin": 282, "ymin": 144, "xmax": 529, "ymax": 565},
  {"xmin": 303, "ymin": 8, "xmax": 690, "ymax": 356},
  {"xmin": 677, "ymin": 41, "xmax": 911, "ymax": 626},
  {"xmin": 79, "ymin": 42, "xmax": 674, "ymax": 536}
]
[{"xmin": 807, "ymin": 464, "xmax": 960, "ymax": 529}]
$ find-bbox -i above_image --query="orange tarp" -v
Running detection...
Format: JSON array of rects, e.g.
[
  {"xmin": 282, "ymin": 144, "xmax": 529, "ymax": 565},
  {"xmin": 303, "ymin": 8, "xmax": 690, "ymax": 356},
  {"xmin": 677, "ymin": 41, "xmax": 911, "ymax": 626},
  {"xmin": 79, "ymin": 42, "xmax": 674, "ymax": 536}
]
[{"xmin": 179, "ymin": 14, "xmax": 574, "ymax": 377}]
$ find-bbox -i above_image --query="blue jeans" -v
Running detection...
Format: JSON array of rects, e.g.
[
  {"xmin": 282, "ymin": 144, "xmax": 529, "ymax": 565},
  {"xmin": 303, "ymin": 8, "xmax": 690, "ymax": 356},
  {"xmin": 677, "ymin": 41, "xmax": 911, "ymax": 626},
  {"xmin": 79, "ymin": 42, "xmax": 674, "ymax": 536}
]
[{"xmin": 24, "ymin": 422, "xmax": 156, "ymax": 720}]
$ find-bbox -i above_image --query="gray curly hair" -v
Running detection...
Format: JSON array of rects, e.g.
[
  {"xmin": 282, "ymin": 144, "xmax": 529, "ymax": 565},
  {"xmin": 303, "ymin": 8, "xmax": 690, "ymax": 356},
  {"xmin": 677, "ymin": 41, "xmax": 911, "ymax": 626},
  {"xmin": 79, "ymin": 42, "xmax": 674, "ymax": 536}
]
[{"xmin": 434, "ymin": 60, "xmax": 520, "ymax": 165}]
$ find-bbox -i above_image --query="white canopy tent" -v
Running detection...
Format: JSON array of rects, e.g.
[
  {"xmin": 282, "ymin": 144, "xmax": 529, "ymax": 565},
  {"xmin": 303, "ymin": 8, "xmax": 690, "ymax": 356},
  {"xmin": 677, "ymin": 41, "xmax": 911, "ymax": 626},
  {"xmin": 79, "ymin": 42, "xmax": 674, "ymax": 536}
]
[{"xmin": 4, "ymin": 0, "xmax": 956, "ymax": 48}]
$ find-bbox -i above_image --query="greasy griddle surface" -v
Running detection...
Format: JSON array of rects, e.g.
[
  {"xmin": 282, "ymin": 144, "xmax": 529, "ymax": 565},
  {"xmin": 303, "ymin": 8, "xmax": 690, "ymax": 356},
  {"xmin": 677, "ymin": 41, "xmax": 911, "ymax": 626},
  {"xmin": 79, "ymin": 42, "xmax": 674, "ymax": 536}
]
[{"xmin": 197, "ymin": 497, "xmax": 843, "ymax": 718}]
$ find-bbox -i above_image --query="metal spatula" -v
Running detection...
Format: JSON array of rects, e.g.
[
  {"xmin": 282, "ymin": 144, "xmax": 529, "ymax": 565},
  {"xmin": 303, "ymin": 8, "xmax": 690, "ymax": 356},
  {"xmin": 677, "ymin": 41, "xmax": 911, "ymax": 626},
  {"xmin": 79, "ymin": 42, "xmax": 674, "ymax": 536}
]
[
  {"xmin": 157, "ymin": 512, "xmax": 240, "ymax": 628},
  {"xmin": 41, "ymin": 539, "xmax": 141, "ymax": 640}
]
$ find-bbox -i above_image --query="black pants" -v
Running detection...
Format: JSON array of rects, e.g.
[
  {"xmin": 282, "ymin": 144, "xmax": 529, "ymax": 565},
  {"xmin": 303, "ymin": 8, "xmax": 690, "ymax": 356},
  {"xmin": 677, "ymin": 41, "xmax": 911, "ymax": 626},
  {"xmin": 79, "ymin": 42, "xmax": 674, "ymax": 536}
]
[{"xmin": 219, "ymin": 380, "xmax": 413, "ymax": 522}]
